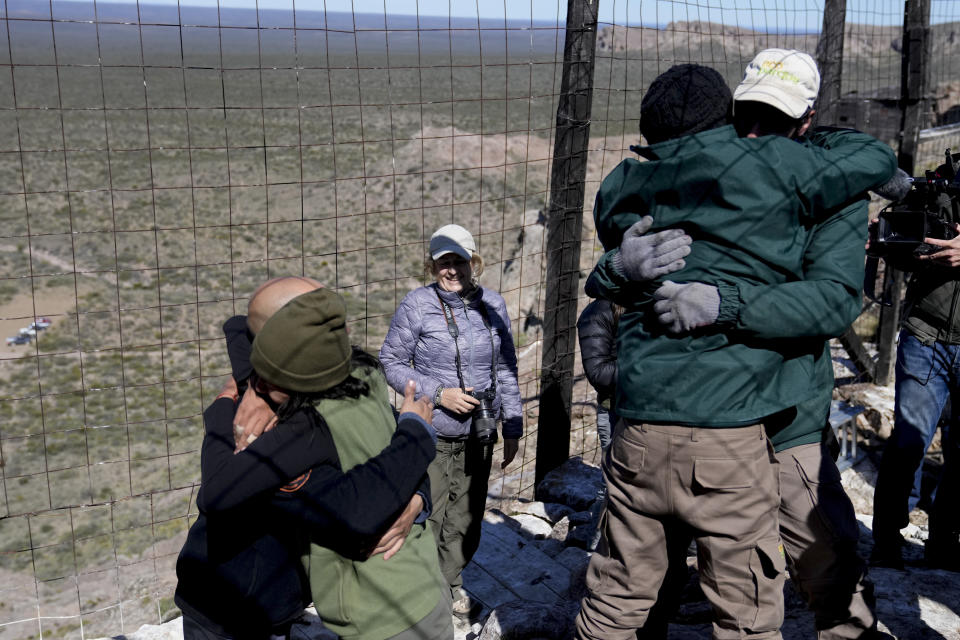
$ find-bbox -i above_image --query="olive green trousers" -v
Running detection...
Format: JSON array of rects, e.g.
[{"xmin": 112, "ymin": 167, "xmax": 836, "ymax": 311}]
[{"xmin": 427, "ymin": 437, "xmax": 494, "ymax": 595}]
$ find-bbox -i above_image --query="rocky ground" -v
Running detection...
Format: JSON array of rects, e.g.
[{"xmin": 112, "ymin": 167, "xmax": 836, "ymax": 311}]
[{"xmin": 100, "ymin": 386, "xmax": 960, "ymax": 640}]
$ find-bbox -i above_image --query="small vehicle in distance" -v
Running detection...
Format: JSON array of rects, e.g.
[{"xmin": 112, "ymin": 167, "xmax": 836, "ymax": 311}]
[
  {"xmin": 29, "ymin": 317, "xmax": 52, "ymax": 330},
  {"xmin": 6, "ymin": 334, "xmax": 32, "ymax": 346}
]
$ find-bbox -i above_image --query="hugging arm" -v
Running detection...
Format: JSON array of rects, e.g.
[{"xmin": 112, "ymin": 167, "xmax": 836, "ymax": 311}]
[
  {"xmin": 223, "ymin": 316, "xmax": 255, "ymax": 384},
  {"xmin": 268, "ymin": 412, "xmax": 436, "ymax": 555},
  {"xmin": 585, "ymin": 249, "xmax": 657, "ymax": 308},
  {"xmin": 200, "ymin": 396, "xmax": 436, "ymax": 555},
  {"xmin": 796, "ymin": 127, "xmax": 897, "ymax": 212},
  {"xmin": 720, "ymin": 198, "xmax": 870, "ymax": 339},
  {"xmin": 198, "ymin": 398, "xmax": 336, "ymax": 512},
  {"xmin": 721, "ymin": 130, "xmax": 892, "ymax": 338}
]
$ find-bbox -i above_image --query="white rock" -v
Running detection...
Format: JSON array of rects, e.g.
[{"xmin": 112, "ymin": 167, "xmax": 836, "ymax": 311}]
[
  {"xmin": 95, "ymin": 619, "xmax": 182, "ymax": 640},
  {"xmin": 505, "ymin": 499, "xmax": 575, "ymax": 524},
  {"xmin": 507, "ymin": 513, "xmax": 555, "ymax": 539}
]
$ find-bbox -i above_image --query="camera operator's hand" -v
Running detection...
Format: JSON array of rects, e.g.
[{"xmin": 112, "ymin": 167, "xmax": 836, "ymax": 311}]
[
  {"xmin": 399, "ymin": 380, "xmax": 433, "ymax": 424},
  {"xmin": 615, "ymin": 216, "xmax": 692, "ymax": 282},
  {"xmin": 920, "ymin": 223, "xmax": 960, "ymax": 267},
  {"xmin": 501, "ymin": 437, "xmax": 519, "ymax": 469},
  {"xmin": 233, "ymin": 383, "xmax": 279, "ymax": 453},
  {"xmin": 437, "ymin": 387, "xmax": 480, "ymax": 415},
  {"xmin": 865, "ymin": 218, "xmax": 879, "ymax": 252}
]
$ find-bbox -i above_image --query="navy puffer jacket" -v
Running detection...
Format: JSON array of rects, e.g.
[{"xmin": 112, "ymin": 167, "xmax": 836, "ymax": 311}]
[{"xmin": 380, "ymin": 283, "xmax": 523, "ymax": 439}]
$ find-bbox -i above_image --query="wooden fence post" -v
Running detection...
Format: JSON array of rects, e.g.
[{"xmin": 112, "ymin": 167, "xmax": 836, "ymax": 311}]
[
  {"xmin": 815, "ymin": 0, "xmax": 880, "ymax": 381},
  {"xmin": 815, "ymin": 0, "xmax": 846, "ymax": 125},
  {"xmin": 535, "ymin": 0, "xmax": 599, "ymax": 488},
  {"xmin": 876, "ymin": 0, "xmax": 932, "ymax": 385}
]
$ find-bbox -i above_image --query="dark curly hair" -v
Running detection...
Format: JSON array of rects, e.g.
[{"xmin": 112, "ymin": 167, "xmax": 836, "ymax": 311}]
[{"xmin": 275, "ymin": 346, "xmax": 382, "ymax": 420}]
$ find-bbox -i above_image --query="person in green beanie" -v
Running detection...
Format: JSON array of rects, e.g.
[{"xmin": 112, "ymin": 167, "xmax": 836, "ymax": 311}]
[{"xmin": 176, "ymin": 278, "xmax": 451, "ymax": 640}]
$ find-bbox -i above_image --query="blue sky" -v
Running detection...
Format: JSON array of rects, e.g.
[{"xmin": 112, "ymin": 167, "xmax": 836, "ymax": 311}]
[{"xmin": 54, "ymin": 0, "xmax": 921, "ymax": 29}]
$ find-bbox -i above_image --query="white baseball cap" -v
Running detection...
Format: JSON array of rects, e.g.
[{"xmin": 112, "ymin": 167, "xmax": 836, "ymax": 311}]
[
  {"xmin": 429, "ymin": 224, "xmax": 476, "ymax": 261},
  {"xmin": 734, "ymin": 48, "xmax": 820, "ymax": 119}
]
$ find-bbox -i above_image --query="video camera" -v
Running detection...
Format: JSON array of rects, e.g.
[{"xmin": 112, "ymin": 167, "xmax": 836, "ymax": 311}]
[{"xmin": 868, "ymin": 148, "xmax": 960, "ymax": 260}]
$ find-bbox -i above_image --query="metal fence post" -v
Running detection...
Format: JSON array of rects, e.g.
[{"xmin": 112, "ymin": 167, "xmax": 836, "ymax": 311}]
[
  {"xmin": 535, "ymin": 0, "xmax": 599, "ymax": 488},
  {"xmin": 876, "ymin": 0, "xmax": 932, "ymax": 385}
]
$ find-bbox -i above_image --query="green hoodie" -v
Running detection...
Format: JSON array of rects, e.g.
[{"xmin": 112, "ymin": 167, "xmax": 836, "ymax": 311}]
[
  {"xmin": 586, "ymin": 125, "xmax": 895, "ymax": 427},
  {"xmin": 304, "ymin": 367, "xmax": 444, "ymax": 640}
]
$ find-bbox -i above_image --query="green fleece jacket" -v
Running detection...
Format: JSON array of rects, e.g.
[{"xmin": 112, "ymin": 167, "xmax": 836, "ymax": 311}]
[
  {"xmin": 305, "ymin": 367, "xmax": 444, "ymax": 640},
  {"xmin": 586, "ymin": 125, "xmax": 895, "ymax": 427}
]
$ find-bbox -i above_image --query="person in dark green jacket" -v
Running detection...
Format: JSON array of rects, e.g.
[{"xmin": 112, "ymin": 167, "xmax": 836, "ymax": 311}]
[
  {"xmin": 585, "ymin": 117, "xmax": 897, "ymax": 427},
  {"xmin": 575, "ymin": 62, "xmax": 897, "ymax": 640},
  {"xmin": 638, "ymin": 49, "xmax": 902, "ymax": 640}
]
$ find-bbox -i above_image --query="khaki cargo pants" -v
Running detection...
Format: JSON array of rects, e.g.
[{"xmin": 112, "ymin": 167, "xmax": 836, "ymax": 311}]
[
  {"xmin": 778, "ymin": 441, "xmax": 879, "ymax": 639},
  {"xmin": 576, "ymin": 422, "xmax": 785, "ymax": 640}
]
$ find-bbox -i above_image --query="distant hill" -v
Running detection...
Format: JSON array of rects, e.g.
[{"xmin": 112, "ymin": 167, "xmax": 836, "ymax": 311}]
[
  {"xmin": 6, "ymin": 3, "xmax": 565, "ymax": 59},
  {"xmin": 596, "ymin": 20, "xmax": 960, "ymax": 101},
  {"xmin": 597, "ymin": 19, "xmax": 960, "ymax": 59}
]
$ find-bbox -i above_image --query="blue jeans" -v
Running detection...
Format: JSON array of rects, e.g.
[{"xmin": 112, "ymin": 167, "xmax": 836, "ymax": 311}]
[{"xmin": 873, "ymin": 330, "xmax": 960, "ymax": 547}]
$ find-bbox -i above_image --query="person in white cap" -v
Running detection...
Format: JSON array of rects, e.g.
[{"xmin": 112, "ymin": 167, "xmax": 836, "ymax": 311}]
[
  {"xmin": 734, "ymin": 47, "xmax": 820, "ymax": 124},
  {"xmin": 380, "ymin": 223, "xmax": 524, "ymax": 618},
  {"xmin": 641, "ymin": 49, "xmax": 899, "ymax": 640}
]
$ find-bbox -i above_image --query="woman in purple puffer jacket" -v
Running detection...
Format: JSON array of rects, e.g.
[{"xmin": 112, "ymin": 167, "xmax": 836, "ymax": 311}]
[{"xmin": 380, "ymin": 223, "xmax": 523, "ymax": 617}]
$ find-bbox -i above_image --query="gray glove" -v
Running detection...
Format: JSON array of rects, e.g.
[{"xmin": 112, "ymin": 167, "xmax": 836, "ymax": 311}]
[
  {"xmin": 653, "ymin": 281, "xmax": 720, "ymax": 334},
  {"xmin": 612, "ymin": 216, "xmax": 692, "ymax": 282},
  {"xmin": 873, "ymin": 168, "xmax": 913, "ymax": 201}
]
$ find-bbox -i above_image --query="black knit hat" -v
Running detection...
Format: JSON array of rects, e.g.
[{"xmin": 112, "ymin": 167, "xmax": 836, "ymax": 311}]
[{"xmin": 640, "ymin": 64, "xmax": 732, "ymax": 144}]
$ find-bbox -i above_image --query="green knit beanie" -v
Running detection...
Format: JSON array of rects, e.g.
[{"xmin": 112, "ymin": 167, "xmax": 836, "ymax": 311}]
[{"xmin": 250, "ymin": 288, "xmax": 352, "ymax": 392}]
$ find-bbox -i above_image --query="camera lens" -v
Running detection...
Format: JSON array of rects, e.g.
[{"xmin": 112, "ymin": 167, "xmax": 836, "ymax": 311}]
[{"xmin": 470, "ymin": 390, "xmax": 498, "ymax": 444}]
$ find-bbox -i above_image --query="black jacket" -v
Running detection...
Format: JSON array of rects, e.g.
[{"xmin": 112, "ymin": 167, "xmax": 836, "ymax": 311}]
[
  {"xmin": 577, "ymin": 298, "xmax": 618, "ymax": 407},
  {"xmin": 900, "ymin": 190, "xmax": 960, "ymax": 345}
]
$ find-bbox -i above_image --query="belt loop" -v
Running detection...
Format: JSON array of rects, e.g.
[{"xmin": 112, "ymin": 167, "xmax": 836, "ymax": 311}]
[
  {"xmin": 690, "ymin": 427, "xmax": 698, "ymax": 442},
  {"xmin": 639, "ymin": 422, "xmax": 648, "ymax": 434}
]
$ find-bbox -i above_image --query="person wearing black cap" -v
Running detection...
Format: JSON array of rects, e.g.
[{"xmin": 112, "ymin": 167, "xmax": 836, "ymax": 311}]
[
  {"xmin": 575, "ymin": 63, "xmax": 897, "ymax": 639},
  {"xmin": 625, "ymin": 50, "xmax": 901, "ymax": 640}
]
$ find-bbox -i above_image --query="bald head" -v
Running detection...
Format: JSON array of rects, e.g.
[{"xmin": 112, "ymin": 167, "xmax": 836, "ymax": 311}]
[{"xmin": 248, "ymin": 276, "xmax": 324, "ymax": 334}]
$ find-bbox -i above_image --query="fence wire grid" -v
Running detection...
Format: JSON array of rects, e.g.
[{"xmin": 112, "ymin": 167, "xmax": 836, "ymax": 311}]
[{"xmin": 0, "ymin": 0, "xmax": 959, "ymax": 638}]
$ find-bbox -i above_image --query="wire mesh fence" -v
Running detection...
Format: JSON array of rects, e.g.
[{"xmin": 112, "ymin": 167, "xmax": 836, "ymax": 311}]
[{"xmin": 1, "ymin": 0, "xmax": 959, "ymax": 637}]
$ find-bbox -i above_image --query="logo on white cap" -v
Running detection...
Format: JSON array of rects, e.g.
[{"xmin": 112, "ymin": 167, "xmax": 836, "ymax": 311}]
[{"xmin": 734, "ymin": 48, "xmax": 820, "ymax": 119}]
